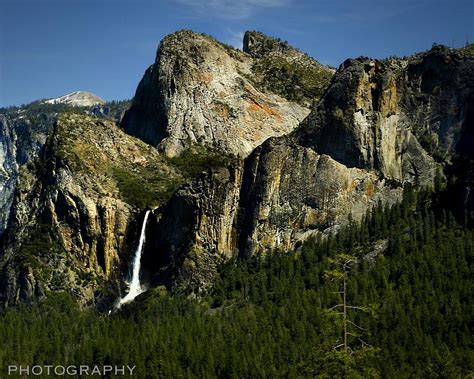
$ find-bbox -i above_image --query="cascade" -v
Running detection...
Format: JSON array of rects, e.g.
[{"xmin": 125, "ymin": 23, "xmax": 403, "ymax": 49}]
[{"xmin": 117, "ymin": 210, "xmax": 151, "ymax": 308}]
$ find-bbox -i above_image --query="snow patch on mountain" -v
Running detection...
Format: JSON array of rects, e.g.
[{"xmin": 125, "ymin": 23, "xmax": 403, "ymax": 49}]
[{"xmin": 44, "ymin": 91, "xmax": 105, "ymax": 107}]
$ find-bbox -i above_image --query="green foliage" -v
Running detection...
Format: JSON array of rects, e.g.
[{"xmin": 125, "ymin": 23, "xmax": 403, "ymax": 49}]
[
  {"xmin": 0, "ymin": 187, "xmax": 473, "ymax": 377},
  {"xmin": 0, "ymin": 99, "xmax": 131, "ymax": 126},
  {"xmin": 417, "ymin": 131, "xmax": 439, "ymax": 157},
  {"xmin": 4, "ymin": 101, "xmax": 86, "ymax": 119},
  {"xmin": 457, "ymin": 43, "xmax": 474, "ymax": 56},
  {"xmin": 198, "ymin": 32, "xmax": 242, "ymax": 58},
  {"xmin": 111, "ymin": 164, "xmax": 184, "ymax": 209},
  {"xmin": 316, "ymin": 347, "xmax": 381, "ymax": 378},
  {"xmin": 249, "ymin": 55, "xmax": 333, "ymax": 106},
  {"xmin": 15, "ymin": 223, "xmax": 65, "ymax": 272},
  {"xmin": 254, "ymin": 36, "xmax": 283, "ymax": 55},
  {"xmin": 168, "ymin": 145, "xmax": 238, "ymax": 179},
  {"xmin": 110, "ymin": 145, "xmax": 235, "ymax": 208},
  {"xmin": 97, "ymin": 99, "xmax": 132, "ymax": 121}
]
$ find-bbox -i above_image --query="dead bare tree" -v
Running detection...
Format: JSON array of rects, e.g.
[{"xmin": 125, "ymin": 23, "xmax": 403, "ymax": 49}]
[{"xmin": 324, "ymin": 253, "xmax": 371, "ymax": 354}]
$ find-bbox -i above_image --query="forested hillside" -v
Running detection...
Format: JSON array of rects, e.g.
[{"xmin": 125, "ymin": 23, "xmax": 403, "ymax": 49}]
[{"xmin": 1, "ymin": 186, "xmax": 472, "ymax": 378}]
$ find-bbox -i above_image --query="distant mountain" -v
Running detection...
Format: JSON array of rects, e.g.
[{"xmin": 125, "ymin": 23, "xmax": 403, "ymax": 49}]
[{"xmin": 44, "ymin": 91, "xmax": 105, "ymax": 107}]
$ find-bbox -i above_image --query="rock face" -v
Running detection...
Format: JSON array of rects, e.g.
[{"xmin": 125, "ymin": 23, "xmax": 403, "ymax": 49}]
[
  {"xmin": 237, "ymin": 137, "xmax": 400, "ymax": 257},
  {"xmin": 297, "ymin": 46, "xmax": 474, "ymax": 184},
  {"xmin": 0, "ymin": 113, "xmax": 53, "ymax": 236},
  {"xmin": 236, "ymin": 46, "xmax": 473, "ymax": 256},
  {"xmin": 143, "ymin": 165, "xmax": 243, "ymax": 292},
  {"xmin": 0, "ymin": 116, "xmax": 19, "ymax": 236},
  {"xmin": 122, "ymin": 30, "xmax": 317, "ymax": 158},
  {"xmin": 0, "ymin": 101, "xmax": 132, "ymax": 239}
]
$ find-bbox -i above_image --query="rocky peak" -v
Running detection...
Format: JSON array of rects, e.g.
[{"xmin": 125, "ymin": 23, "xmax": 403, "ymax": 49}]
[
  {"xmin": 243, "ymin": 31, "xmax": 297, "ymax": 58},
  {"xmin": 242, "ymin": 31, "xmax": 335, "ymax": 107},
  {"xmin": 122, "ymin": 29, "xmax": 311, "ymax": 158}
]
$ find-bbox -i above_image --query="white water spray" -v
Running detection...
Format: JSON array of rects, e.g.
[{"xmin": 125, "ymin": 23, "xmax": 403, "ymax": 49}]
[{"xmin": 117, "ymin": 210, "xmax": 151, "ymax": 308}]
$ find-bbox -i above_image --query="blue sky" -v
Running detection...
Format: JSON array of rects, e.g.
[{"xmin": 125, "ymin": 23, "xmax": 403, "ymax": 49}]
[{"xmin": 0, "ymin": 0, "xmax": 472, "ymax": 107}]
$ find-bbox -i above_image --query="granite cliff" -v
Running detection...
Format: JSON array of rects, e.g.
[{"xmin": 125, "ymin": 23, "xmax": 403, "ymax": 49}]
[
  {"xmin": 236, "ymin": 45, "xmax": 473, "ymax": 258},
  {"xmin": 121, "ymin": 30, "xmax": 333, "ymax": 157},
  {"xmin": 142, "ymin": 43, "xmax": 473, "ymax": 292},
  {"xmin": 0, "ymin": 111, "xmax": 55, "ymax": 237}
]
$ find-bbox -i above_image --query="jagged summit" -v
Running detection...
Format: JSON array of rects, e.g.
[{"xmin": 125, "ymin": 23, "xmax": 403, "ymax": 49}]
[
  {"xmin": 242, "ymin": 30, "xmax": 332, "ymax": 67},
  {"xmin": 242, "ymin": 30, "xmax": 335, "ymax": 107},
  {"xmin": 243, "ymin": 30, "xmax": 298, "ymax": 58},
  {"xmin": 44, "ymin": 91, "xmax": 105, "ymax": 107}
]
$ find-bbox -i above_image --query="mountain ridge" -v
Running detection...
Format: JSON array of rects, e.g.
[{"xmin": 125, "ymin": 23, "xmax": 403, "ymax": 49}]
[{"xmin": 0, "ymin": 30, "xmax": 472, "ymax": 306}]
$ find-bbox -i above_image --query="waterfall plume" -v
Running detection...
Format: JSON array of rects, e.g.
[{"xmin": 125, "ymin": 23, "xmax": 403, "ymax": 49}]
[{"xmin": 117, "ymin": 210, "xmax": 151, "ymax": 308}]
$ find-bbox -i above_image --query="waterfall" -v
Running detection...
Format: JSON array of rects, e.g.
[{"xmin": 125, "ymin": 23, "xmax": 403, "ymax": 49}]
[{"xmin": 117, "ymin": 210, "xmax": 151, "ymax": 308}]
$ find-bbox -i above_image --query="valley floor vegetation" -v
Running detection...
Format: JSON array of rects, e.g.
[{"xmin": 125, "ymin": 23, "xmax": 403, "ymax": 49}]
[{"xmin": 0, "ymin": 186, "xmax": 472, "ymax": 378}]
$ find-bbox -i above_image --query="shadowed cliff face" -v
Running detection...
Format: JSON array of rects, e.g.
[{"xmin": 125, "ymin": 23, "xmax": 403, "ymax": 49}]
[
  {"xmin": 0, "ymin": 114, "xmax": 54, "ymax": 237},
  {"xmin": 297, "ymin": 46, "xmax": 474, "ymax": 184},
  {"xmin": 141, "ymin": 166, "xmax": 243, "ymax": 293}
]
